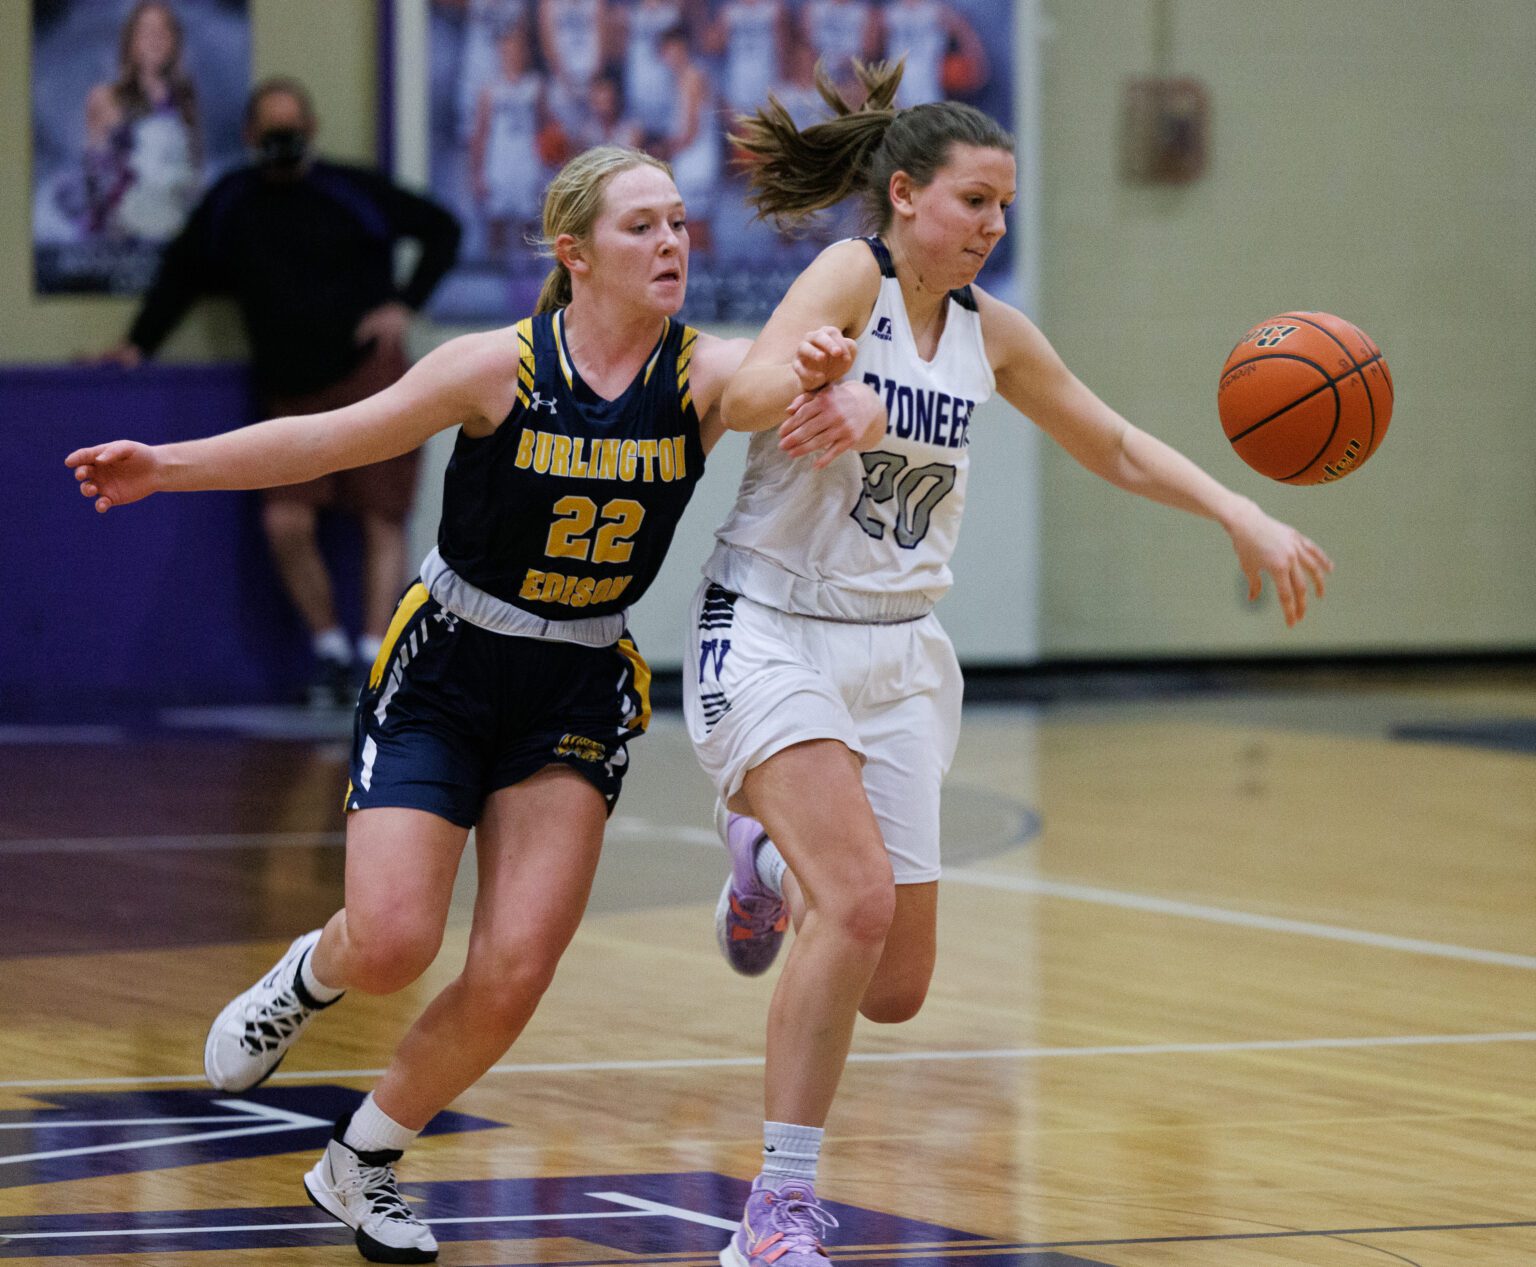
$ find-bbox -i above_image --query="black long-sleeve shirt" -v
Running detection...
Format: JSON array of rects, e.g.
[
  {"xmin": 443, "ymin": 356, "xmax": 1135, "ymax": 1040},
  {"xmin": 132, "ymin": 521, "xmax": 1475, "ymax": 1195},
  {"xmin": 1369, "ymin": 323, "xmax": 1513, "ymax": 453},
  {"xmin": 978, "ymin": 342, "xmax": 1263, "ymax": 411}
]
[{"xmin": 129, "ymin": 160, "xmax": 461, "ymax": 396}]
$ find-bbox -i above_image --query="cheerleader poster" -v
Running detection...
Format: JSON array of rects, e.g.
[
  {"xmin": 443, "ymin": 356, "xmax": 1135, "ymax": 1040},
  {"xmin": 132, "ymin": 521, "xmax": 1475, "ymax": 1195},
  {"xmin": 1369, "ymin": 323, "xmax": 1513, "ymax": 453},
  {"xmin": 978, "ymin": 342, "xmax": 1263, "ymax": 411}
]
[
  {"xmin": 30, "ymin": 0, "xmax": 252, "ymax": 295},
  {"xmin": 411, "ymin": 0, "xmax": 1015, "ymax": 323}
]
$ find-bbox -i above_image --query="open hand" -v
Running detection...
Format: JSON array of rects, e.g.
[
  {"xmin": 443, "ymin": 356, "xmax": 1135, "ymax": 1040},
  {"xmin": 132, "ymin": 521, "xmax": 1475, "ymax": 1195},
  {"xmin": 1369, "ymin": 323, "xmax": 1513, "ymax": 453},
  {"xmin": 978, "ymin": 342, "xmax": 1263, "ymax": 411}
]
[
  {"xmin": 1227, "ymin": 500, "xmax": 1334, "ymax": 626},
  {"xmin": 65, "ymin": 440, "xmax": 161, "ymax": 513},
  {"xmin": 779, "ymin": 382, "xmax": 886, "ymax": 469}
]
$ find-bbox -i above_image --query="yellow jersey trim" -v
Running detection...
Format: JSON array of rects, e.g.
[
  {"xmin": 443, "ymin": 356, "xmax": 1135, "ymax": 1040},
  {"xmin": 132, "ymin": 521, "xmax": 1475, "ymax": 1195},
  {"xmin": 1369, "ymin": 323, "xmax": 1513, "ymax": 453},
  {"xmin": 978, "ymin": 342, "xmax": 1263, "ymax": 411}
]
[
  {"xmin": 515, "ymin": 318, "xmax": 535, "ymax": 408},
  {"xmin": 553, "ymin": 309, "xmax": 575, "ymax": 389},
  {"xmin": 369, "ymin": 582, "xmax": 431, "ymax": 690},
  {"xmin": 642, "ymin": 317, "xmax": 673, "ymax": 385},
  {"xmin": 617, "ymin": 636, "xmax": 653, "ymax": 734}
]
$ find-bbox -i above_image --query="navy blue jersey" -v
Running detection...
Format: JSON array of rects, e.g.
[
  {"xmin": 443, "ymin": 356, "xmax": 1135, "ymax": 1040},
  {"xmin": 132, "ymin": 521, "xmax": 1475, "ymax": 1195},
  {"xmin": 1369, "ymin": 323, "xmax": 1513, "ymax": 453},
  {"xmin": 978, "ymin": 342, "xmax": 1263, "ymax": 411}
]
[{"xmin": 437, "ymin": 311, "xmax": 705, "ymax": 620}]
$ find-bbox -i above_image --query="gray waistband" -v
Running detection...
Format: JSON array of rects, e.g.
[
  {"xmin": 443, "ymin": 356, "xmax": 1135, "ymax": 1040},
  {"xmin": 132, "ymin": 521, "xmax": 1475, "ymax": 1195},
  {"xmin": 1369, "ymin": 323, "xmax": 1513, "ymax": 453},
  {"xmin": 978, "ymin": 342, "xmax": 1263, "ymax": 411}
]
[
  {"xmin": 703, "ymin": 543, "xmax": 937, "ymax": 624},
  {"xmin": 420, "ymin": 548, "xmax": 628, "ymax": 647}
]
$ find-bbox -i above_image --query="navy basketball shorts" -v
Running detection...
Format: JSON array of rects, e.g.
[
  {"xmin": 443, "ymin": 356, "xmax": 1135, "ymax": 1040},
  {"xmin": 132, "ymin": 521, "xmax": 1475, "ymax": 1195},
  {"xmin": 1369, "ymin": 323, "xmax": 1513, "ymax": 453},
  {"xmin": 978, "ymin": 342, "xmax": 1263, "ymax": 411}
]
[{"xmin": 344, "ymin": 583, "xmax": 652, "ymax": 827}]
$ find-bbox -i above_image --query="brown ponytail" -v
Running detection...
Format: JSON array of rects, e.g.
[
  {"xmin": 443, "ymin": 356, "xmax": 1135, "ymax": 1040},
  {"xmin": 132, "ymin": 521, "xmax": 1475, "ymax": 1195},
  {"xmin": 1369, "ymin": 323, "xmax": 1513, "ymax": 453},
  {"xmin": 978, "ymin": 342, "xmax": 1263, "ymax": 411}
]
[{"xmin": 732, "ymin": 59, "xmax": 1014, "ymax": 233}]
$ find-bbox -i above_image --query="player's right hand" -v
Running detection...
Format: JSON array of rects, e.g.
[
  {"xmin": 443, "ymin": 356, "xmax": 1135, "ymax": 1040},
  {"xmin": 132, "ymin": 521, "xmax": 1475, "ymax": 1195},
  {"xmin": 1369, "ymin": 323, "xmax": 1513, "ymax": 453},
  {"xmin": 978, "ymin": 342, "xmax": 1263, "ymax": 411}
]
[
  {"xmin": 791, "ymin": 326, "xmax": 857, "ymax": 393},
  {"xmin": 65, "ymin": 440, "xmax": 161, "ymax": 513}
]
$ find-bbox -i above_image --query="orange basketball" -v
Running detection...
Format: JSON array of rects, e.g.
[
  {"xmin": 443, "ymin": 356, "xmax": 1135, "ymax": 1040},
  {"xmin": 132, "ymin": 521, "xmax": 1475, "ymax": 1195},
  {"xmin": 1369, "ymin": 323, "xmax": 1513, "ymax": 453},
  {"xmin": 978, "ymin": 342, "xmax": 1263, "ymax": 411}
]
[
  {"xmin": 1217, "ymin": 311, "xmax": 1393, "ymax": 484},
  {"xmin": 941, "ymin": 51, "xmax": 986, "ymax": 97},
  {"xmin": 536, "ymin": 122, "xmax": 571, "ymax": 167}
]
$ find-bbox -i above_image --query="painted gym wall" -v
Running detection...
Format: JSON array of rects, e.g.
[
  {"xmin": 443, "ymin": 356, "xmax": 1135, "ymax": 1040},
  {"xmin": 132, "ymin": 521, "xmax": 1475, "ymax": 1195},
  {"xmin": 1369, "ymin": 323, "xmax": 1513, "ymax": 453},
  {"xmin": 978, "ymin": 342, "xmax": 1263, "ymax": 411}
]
[
  {"xmin": 5, "ymin": 1, "xmax": 1533, "ymax": 663},
  {"xmin": 1034, "ymin": 0, "xmax": 1536, "ymax": 655},
  {"xmin": 0, "ymin": 0, "xmax": 380, "ymax": 369}
]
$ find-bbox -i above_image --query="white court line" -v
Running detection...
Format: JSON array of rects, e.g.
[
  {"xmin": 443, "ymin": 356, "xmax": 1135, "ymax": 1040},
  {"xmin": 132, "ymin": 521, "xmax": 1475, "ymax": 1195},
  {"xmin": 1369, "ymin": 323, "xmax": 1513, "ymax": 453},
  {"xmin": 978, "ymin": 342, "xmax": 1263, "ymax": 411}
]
[
  {"xmin": 3, "ymin": 1031, "xmax": 1533, "ymax": 1091},
  {"xmin": 0, "ymin": 832, "xmax": 344, "ymax": 855},
  {"xmin": 588, "ymin": 1191, "xmax": 739, "ymax": 1230},
  {"xmin": 0, "ymin": 726, "xmax": 125, "ymax": 744},
  {"xmin": 0, "ymin": 817, "xmax": 702, "ymax": 854},
  {"xmin": 0, "ymin": 1115, "xmax": 259, "ymax": 1129},
  {"xmin": 0, "ymin": 1209, "xmax": 662, "ymax": 1243},
  {"xmin": 0, "ymin": 1101, "xmax": 327, "ymax": 1167},
  {"xmin": 944, "ymin": 868, "xmax": 1536, "ymax": 971}
]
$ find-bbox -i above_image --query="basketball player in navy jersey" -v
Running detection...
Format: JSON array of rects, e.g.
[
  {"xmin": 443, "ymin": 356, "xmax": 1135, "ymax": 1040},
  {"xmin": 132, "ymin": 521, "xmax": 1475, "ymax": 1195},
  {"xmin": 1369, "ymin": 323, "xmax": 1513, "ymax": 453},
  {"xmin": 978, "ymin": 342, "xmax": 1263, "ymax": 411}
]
[
  {"xmin": 67, "ymin": 145, "xmax": 875, "ymax": 1265},
  {"xmin": 685, "ymin": 65, "xmax": 1335, "ymax": 1267}
]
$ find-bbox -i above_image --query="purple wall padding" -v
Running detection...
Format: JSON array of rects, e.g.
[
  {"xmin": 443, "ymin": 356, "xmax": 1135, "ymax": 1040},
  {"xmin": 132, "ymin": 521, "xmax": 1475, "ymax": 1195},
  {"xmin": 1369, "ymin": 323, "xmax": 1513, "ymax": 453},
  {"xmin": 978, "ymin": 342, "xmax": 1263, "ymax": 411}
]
[{"xmin": 2, "ymin": 365, "xmax": 361, "ymax": 714}]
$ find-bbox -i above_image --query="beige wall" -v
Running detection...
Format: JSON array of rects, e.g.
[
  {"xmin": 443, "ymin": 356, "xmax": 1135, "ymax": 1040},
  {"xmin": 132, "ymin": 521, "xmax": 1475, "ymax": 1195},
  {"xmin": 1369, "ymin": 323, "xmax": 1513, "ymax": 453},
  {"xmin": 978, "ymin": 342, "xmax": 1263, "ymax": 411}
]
[
  {"xmin": 1036, "ymin": 0, "xmax": 1536, "ymax": 654},
  {"xmin": 0, "ymin": 0, "xmax": 378, "ymax": 366},
  {"xmin": 5, "ymin": 1, "xmax": 1532, "ymax": 657}
]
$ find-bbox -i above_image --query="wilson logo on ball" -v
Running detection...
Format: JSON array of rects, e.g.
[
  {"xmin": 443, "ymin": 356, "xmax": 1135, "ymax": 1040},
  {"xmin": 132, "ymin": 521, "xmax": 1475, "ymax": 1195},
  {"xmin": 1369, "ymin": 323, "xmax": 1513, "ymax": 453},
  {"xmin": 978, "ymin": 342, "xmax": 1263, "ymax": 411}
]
[{"xmin": 1250, "ymin": 325, "xmax": 1299, "ymax": 348}]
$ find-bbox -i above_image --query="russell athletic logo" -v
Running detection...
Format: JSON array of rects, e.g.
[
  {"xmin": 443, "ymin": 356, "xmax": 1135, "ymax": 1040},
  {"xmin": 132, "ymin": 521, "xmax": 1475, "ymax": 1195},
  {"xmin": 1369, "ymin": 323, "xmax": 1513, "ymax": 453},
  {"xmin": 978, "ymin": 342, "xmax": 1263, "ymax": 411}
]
[{"xmin": 873, "ymin": 316, "xmax": 894, "ymax": 342}]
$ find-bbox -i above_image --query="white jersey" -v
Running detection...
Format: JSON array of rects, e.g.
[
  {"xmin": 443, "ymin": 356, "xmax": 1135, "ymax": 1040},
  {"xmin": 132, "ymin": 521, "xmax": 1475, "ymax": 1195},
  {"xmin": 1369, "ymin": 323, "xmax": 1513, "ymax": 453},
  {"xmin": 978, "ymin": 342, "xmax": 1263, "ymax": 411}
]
[
  {"xmin": 483, "ymin": 73, "xmax": 544, "ymax": 218},
  {"xmin": 722, "ymin": 0, "xmax": 779, "ymax": 110},
  {"xmin": 625, "ymin": 0, "xmax": 681, "ymax": 134},
  {"xmin": 804, "ymin": 0, "xmax": 871, "ymax": 72},
  {"xmin": 457, "ymin": 0, "xmax": 530, "ymax": 138},
  {"xmin": 707, "ymin": 236, "xmax": 994, "ymax": 622},
  {"xmin": 546, "ymin": 0, "xmax": 603, "ymax": 83},
  {"xmin": 885, "ymin": 0, "xmax": 947, "ymax": 105}
]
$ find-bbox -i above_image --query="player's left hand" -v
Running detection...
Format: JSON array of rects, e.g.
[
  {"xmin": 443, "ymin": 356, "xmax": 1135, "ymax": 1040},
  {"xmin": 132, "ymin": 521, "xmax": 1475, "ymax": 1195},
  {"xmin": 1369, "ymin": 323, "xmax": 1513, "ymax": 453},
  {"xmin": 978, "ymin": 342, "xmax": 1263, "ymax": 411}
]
[
  {"xmin": 1225, "ymin": 499, "xmax": 1334, "ymax": 627},
  {"xmin": 355, "ymin": 301, "xmax": 413, "ymax": 348},
  {"xmin": 779, "ymin": 382, "xmax": 886, "ymax": 469},
  {"xmin": 790, "ymin": 326, "xmax": 857, "ymax": 393}
]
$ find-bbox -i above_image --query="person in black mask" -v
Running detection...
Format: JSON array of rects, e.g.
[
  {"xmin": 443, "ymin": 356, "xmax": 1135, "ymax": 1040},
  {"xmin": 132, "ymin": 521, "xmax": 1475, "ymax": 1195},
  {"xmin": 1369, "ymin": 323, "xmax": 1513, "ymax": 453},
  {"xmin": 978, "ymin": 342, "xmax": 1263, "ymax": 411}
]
[{"xmin": 101, "ymin": 77, "xmax": 462, "ymax": 707}]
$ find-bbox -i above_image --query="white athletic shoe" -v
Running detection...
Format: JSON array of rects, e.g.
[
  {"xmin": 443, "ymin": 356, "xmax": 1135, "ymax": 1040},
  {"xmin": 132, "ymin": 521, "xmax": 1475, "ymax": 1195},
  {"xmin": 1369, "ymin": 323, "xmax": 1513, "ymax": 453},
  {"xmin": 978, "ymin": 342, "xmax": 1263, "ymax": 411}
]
[
  {"xmin": 203, "ymin": 929, "xmax": 340, "ymax": 1092},
  {"xmin": 304, "ymin": 1117, "xmax": 438, "ymax": 1264}
]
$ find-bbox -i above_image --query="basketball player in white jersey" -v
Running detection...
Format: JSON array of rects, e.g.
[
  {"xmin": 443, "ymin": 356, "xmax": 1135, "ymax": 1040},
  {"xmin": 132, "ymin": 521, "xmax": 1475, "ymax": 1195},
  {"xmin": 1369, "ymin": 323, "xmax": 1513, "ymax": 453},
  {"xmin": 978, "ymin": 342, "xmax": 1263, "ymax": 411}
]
[
  {"xmin": 799, "ymin": 0, "xmax": 877, "ymax": 96},
  {"xmin": 715, "ymin": 0, "xmax": 785, "ymax": 114},
  {"xmin": 539, "ymin": 0, "xmax": 607, "ymax": 134},
  {"xmin": 469, "ymin": 25, "xmax": 547, "ymax": 256},
  {"xmin": 622, "ymin": 0, "xmax": 683, "ymax": 138},
  {"xmin": 687, "ymin": 62, "xmax": 1334, "ymax": 1267},
  {"xmin": 456, "ymin": 0, "xmax": 531, "ymax": 144},
  {"xmin": 880, "ymin": 0, "xmax": 987, "ymax": 106}
]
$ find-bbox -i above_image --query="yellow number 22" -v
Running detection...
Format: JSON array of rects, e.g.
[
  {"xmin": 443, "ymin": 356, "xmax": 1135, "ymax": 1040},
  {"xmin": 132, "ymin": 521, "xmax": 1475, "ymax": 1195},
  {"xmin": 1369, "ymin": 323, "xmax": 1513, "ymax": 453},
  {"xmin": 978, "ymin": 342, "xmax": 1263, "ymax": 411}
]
[{"xmin": 545, "ymin": 496, "xmax": 646, "ymax": 565}]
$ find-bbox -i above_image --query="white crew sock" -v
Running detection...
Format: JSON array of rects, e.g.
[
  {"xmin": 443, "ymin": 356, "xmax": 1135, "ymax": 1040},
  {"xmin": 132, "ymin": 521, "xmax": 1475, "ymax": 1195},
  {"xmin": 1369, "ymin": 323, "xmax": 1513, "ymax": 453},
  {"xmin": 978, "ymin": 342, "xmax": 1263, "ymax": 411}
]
[
  {"xmin": 355, "ymin": 633, "xmax": 383, "ymax": 667},
  {"xmin": 762, "ymin": 1120, "xmax": 823, "ymax": 1184},
  {"xmin": 298, "ymin": 945, "xmax": 344, "ymax": 1004},
  {"xmin": 754, "ymin": 840, "xmax": 789, "ymax": 896},
  {"xmin": 312, "ymin": 627, "xmax": 351, "ymax": 664},
  {"xmin": 343, "ymin": 1093, "xmax": 421, "ymax": 1155}
]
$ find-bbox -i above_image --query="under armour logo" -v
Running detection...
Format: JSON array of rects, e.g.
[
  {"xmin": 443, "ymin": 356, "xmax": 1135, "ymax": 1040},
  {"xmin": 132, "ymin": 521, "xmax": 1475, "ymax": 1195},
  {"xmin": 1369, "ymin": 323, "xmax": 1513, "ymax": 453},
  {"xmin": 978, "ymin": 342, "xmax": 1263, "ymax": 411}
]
[
  {"xmin": 873, "ymin": 316, "xmax": 894, "ymax": 342},
  {"xmin": 530, "ymin": 392, "xmax": 558, "ymax": 414}
]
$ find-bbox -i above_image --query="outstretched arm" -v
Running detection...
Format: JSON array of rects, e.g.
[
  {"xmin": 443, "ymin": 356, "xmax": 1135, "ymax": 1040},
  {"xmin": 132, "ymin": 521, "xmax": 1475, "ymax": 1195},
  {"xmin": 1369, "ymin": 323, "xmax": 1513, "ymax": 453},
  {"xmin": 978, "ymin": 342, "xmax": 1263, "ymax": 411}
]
[
  {"xmin": 67, "ymin": 331, "xmax": 516, "ymax": 514},
  {"xmin": 980, "ymin": 289, "xmax": 1333, "ymax": 626}
]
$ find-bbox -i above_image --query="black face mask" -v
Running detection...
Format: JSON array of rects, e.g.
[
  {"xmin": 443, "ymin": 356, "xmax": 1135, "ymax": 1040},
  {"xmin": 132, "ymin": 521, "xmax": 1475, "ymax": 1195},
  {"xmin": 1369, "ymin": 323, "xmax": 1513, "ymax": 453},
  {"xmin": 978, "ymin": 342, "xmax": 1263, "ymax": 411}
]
[{"xmin": 256, "ymin": 128, "xmax": 309, "ymax": 173}]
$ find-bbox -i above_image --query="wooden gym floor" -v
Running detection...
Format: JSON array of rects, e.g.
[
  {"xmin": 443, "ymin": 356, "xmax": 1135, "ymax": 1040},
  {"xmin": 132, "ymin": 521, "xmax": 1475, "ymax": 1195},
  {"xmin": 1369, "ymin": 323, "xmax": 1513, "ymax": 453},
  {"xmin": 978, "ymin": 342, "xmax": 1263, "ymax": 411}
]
[{"xmin": 2, "ymin": 667, "xmax": 1533, "ymax": 1265}]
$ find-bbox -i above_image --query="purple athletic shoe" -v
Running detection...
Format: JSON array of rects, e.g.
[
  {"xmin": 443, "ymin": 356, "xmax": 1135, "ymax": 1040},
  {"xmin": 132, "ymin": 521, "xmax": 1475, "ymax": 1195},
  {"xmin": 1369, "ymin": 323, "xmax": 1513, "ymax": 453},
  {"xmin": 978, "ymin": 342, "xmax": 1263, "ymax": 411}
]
[
  {"xmin": 720, "ymin": 1176, "xmax": 838, "ymax": 1267},
  {"xmin": 712, "ymin": 801, "xmax": 789, "ymax": 977}
]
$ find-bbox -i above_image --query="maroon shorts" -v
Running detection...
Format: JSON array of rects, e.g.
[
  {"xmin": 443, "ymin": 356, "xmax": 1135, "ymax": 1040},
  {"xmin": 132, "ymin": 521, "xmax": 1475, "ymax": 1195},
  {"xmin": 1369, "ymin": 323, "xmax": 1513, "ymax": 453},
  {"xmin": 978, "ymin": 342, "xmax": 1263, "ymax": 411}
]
[{"xmin": 261, "ymin": 338, "xmax": 420, "ymax": 525}]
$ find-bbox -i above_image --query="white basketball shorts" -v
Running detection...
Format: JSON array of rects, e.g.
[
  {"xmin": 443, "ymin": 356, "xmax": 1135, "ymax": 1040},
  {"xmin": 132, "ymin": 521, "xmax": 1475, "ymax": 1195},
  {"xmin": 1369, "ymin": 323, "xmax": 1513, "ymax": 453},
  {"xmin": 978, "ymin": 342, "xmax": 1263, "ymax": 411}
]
[{"xmin": 683, "ymin": 580, "xmax": 963, "ymax": 883}]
